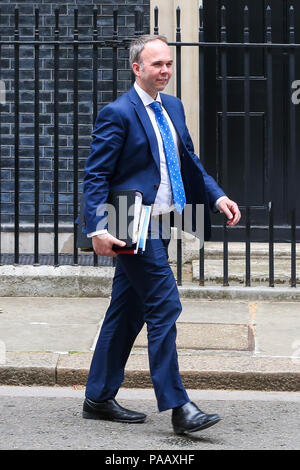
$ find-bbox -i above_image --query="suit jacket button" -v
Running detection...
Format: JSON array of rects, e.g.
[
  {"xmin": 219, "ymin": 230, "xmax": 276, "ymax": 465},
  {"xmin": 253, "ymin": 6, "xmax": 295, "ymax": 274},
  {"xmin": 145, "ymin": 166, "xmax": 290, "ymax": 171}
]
[{"xmin": 153, "ymin": 184, "xmax": 159, "ymax": 190}]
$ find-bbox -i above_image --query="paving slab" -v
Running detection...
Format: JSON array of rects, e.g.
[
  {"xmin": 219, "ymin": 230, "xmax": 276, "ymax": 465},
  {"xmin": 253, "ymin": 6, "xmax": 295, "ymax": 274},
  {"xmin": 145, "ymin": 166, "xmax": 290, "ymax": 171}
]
[
  {"xmin": 255, "ymin": 302, "xmax": 300, "ymax": 357},
  {"xmin": 180, "ymin": 299, "xmax": 250, "ymax": 323},
  {"xmin": 0, "ymin": 321, "xmax": 100, "ymax": 352},
  {"xmin": 134, "ymin": 323, "xmax": 252, "ymax": 351},
  {"xmin": 0, "ymin": 297, "xmax": 109, "ymax": 352},
  {"xmin": 0, "ymin": 297, "xmax": 109, "ymax": 322}
]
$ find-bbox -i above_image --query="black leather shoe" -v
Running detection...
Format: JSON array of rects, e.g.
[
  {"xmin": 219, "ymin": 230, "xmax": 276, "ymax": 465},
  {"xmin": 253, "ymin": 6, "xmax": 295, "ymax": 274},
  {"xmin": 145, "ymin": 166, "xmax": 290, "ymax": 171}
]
[
  {"xmin": 82, "ymin": 398, "xmax": 146, "ymax": 423},
  {"xmin": 172, "ymin": 401, "xmax": 221, "ymax": 435}
]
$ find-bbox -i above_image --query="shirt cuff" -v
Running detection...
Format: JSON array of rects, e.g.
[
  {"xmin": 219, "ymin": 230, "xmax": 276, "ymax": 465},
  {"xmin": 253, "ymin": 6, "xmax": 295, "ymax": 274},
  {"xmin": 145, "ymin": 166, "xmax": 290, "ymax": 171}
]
[
  {"xmin": 214, "ymin": 196, "xmax": 229, "ymax": 212},
  {"xmin": 87, "ymin": 229, "xmax": 108, "ymax": 238}
]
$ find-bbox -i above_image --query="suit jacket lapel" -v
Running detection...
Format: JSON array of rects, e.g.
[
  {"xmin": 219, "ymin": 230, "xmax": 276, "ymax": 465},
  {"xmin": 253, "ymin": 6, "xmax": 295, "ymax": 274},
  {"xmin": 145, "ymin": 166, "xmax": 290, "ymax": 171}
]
[{"xmin": 128, "ymin": 87, "xmax": 161, "ymax": 172}]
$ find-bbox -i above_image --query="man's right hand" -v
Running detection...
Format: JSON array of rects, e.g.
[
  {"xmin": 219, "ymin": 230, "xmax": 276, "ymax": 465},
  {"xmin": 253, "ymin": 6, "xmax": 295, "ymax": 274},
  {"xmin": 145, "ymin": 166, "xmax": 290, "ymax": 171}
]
[{"xmin": 92, "ymin": 233, "xmax": 126, "ymax": 257}]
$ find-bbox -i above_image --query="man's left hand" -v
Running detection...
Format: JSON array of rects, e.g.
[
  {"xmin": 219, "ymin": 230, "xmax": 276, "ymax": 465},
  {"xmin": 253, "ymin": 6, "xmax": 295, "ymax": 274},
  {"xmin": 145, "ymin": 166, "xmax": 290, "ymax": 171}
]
[{"xmin": 218, "ymin": 198, "xmax": 241, "ymax": 226}]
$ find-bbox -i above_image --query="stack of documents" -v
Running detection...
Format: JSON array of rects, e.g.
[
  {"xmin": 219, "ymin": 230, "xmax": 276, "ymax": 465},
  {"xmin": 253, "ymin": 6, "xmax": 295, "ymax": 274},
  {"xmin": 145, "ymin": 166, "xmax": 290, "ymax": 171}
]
[
  {"xmin": 76, "ymin": 189, "xmax": 151, "ymax": 255},
  {"xmin": 112, "ymin": 191, "xmax": 151, "ymax": 255}
]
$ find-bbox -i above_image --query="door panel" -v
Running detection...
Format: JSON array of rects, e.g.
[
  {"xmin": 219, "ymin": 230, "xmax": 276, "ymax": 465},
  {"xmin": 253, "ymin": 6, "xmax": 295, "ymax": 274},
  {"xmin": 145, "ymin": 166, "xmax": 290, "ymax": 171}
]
[{"xmin": 203, "ymin": 0, "xmax": 300, "ymax": 241}]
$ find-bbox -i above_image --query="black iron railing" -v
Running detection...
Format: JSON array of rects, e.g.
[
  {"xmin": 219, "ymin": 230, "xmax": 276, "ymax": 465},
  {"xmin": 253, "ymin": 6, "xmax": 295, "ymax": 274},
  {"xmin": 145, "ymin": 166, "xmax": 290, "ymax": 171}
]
[
  {"xmin": 0, "ymin": 4, "xmax": 299, "ymax": 288},
  {"xmin": 194, "ymin": 203, "xmax": 297, "ymax": 289}
]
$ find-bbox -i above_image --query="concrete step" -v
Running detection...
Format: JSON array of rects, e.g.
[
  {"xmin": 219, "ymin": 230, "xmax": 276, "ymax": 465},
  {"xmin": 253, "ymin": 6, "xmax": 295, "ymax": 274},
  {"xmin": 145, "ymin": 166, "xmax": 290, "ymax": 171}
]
[
  {"xmin": 192, "ymin": 258, "xmax": 299, "ymax": 285},
  {"xmin": 200, "ymin": 242, "xmax": 299, "ymax": 259},
  {"xmin": 1, "ymin": 264, "xmax": 300, "ymax": 300},
  {"xmin": 168, "ymin": 240, "xmax": 300, "ymax": 263}
]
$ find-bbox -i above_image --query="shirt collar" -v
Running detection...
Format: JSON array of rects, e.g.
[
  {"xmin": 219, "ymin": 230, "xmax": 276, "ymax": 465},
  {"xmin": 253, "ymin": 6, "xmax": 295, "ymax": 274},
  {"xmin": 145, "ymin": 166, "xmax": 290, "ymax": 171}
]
[{"xmin": 134, "ymin": 82, "xmax": 162, "ymax": 107}]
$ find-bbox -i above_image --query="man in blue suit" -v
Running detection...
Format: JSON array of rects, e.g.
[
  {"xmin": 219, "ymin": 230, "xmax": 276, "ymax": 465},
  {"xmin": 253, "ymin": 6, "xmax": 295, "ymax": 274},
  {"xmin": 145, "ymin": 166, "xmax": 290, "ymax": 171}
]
[{"xmin": 82, "ymin": 35, "xmax": 241, "ymax": 434}]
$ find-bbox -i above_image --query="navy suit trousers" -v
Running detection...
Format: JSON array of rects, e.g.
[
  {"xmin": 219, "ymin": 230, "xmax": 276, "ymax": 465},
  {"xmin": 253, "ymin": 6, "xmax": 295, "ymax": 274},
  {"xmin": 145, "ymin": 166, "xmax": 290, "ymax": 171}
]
[{"xmin": 85, "ymin": 222, "xmax": 190, "ymax": 412}]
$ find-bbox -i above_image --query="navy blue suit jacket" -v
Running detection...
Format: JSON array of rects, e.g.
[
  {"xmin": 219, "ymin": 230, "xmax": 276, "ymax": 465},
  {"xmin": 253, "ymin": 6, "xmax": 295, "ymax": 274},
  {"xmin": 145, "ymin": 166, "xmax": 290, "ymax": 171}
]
[{"xmin": 83, "ymin": 85, "xmax": 226, "ymax": 240}]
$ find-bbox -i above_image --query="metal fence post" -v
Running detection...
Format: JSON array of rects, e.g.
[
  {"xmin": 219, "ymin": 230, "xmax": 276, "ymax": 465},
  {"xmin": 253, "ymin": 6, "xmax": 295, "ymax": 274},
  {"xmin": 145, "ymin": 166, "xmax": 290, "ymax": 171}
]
[
  {"xmin": 73, "ymin": 7, "xmax": 79, "ymax": 266},
  {"xmin": 34, "ymin": 8, "xmax": 40, "ymax": 266},
  {"xmin": 14, "ymin": 7, "xmax": 20, "ymax": 265},
  {"xmin": 53, "ymin": 8, "xmax": 60, "ymax": 266}
]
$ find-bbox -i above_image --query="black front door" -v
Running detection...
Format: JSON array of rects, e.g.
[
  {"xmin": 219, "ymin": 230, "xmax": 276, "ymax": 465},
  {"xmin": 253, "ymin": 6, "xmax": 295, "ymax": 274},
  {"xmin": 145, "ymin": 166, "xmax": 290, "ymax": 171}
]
[{"xmin": 203, "ymin": 0, "xmax": 300, "ymax": 241}]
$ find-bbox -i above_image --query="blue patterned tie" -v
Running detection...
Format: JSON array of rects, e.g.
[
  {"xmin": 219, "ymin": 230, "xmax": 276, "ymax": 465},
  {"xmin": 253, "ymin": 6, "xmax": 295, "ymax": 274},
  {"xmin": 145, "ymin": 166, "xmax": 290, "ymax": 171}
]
[{"xmin": 149, "ymin": 101, "xmax": 186, "ymax": 213}]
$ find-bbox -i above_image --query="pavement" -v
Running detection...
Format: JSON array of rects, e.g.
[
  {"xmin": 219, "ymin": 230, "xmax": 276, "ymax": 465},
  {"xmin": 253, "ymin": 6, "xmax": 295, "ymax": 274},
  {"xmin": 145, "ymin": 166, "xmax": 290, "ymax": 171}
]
[{"xmin": 0, "ymin": 295, "xmax": 300, "ymax": 391}]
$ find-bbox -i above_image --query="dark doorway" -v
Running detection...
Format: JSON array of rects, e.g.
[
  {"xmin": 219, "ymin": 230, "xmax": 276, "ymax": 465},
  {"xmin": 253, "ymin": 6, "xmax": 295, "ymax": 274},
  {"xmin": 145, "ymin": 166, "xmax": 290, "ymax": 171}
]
[{"xmin": 203, "ymin": 0, "xmax": 300, "ymax": 241}]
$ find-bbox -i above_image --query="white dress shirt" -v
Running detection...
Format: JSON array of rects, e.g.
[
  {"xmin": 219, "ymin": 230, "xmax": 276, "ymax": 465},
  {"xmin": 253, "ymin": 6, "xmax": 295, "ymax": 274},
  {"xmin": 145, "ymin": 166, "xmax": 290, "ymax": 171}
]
[
  {"xmin": 87, "ymin": 82, "xmax": 227, "ymax": 237},
  {"xmin": 134, "ymin": 82, "xmax": 177, "ymax": 216}
]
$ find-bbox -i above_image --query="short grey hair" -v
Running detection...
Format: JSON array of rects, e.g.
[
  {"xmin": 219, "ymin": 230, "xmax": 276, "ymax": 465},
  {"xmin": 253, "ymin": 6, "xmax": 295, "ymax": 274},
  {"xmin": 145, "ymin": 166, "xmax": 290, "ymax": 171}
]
[{"xmin": 129, "ymin": 34, "xmax": 168, "ymax": 68}]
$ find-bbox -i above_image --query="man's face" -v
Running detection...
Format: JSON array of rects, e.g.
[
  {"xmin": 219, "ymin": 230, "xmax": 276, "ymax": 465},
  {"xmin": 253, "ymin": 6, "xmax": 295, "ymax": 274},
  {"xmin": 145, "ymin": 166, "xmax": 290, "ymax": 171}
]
[{"xmin": 133, "ymin": 39, "xmax": 173, "ymax": 98}]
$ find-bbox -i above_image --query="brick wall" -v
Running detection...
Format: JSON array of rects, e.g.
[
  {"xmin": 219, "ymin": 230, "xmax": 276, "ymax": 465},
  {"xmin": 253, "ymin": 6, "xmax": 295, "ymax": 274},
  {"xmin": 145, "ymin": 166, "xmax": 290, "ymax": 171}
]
[{"xmin": 0, "ymin": 1, "xmax": 150, "ymax": 227}]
